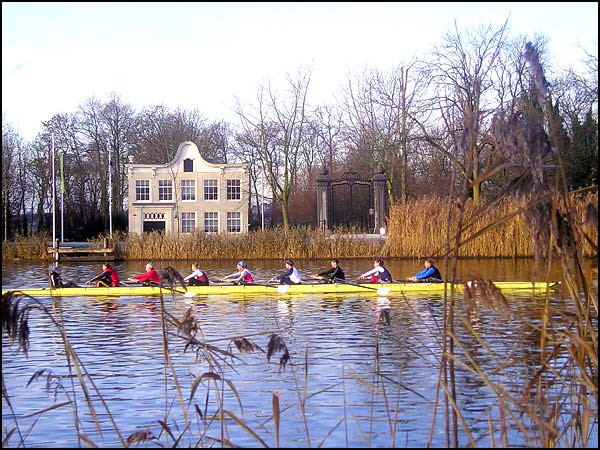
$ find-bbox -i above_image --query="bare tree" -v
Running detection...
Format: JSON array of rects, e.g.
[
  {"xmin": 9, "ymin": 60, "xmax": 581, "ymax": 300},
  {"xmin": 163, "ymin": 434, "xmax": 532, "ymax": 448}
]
[
  {"xmin": 420, "ymin": 20, "xmax": 509, "ymax": 204},
  {"xmin": 372, "ymin": 63, "xmax": 429, "ymax": 203},
  {"xmin": 133, "ymin": 105, "xmax": 208, "ymax": 163},
  {"xmin": 2, "ymin": 120, "xmax": 24, "ymax": 239},
  {"xmin": 235, "ymin": 69, "xmax": 312, "ymax": 230},
  {"xmin": 309, "ymin": 105, "xmax": 344, "ymax": 176},
  {"xmin": 338, "ymin": 63, "xmax": 426, "ymax": 205},
  {"xmin": 27, "ymin": 137, "xmax": 54, "ymax": 235},
  {"xmin": 232, "ymin": 129, "xmax": 265, "ymax": 227},
  {"xmin": 196, "ymin": 120, "xmax": 234, "ymax": 163},
  {"xmin": 339, "ymin": 67, "xmax": 397, "ymax": 182},
  {"xmin": 102, "ymin": 93, "xmax": 137, "ymax": 217},
  {"xmin": 552, "ymin": 45, "xmax": 598, "ymax": 126},
  {"xmin": 41, "ymin": 113, "xmax": 97, "ymax": 238}
]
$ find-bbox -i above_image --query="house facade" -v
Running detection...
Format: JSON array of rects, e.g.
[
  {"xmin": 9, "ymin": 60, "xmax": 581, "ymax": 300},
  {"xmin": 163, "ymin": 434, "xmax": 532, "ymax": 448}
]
[{"xmin": 126, "ymin": 141, "xmax": 249, "ymax": 235}]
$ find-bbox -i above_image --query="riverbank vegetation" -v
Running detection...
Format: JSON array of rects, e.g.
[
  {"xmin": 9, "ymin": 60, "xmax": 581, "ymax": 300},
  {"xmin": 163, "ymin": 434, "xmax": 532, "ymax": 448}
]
[{"xmin": 1, "ymin": 192, "xmax": 597, "ymax": 261}]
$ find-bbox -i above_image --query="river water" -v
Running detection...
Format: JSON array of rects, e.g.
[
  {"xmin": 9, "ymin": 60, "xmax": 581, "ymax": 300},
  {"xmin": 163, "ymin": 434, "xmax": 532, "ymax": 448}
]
[{"xmin": 2, "ymin": 258, "xmax": 597, "ymax": 448}]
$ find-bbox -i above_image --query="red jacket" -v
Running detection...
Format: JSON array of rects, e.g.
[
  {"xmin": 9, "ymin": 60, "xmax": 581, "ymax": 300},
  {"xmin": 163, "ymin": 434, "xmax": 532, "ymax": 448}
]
[{"xmin": 132, "ymin": 269, "xmax": 160, "ymax": 284}]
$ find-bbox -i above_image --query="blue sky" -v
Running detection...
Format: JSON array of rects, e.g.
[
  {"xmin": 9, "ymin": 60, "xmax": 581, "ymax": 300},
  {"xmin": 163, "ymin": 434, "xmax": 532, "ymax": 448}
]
[{"xmin": 2, "ymin": 2, "xmax": 598, "ymax": 141}]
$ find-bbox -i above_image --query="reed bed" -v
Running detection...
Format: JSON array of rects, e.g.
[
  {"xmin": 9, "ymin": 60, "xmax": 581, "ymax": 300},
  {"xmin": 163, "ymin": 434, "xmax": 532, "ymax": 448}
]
[
  {"xmin": 1, "ymin": 233, "xmax": 50, "ymax": 260},
  {"xmin": 120, "ymin": 225, "xmax": 388, "ymax": 261},
  {"xmin": 2, "ymin": 193, "xmax": 595, "ymax": 262},
  {"xmin": 383, "ymin": 191, "xmax": 598, "ymax": 259}
]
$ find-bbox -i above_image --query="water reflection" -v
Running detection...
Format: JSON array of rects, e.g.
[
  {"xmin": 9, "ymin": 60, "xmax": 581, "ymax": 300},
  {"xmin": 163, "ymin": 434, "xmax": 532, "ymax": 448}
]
[{"xmin": 2, "ymin": 260, "xmax": 597, "ymax": 448}]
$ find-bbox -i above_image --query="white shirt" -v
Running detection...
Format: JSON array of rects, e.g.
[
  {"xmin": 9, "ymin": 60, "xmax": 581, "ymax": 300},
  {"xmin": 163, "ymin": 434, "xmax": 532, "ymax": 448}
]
[
  {"xmin": 289, "ymin": 267, "xmax": 302, "ymax": 284},
  {"xmin": 184, "ymin": 268, "xmax": 206, "ymax": 281}
]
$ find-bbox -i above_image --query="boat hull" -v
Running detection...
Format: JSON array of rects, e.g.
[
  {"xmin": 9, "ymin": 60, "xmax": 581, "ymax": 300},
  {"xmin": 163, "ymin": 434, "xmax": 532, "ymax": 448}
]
[{"xmin": 2, "ymin": 281, "xmax": 559, "ymax": 298}]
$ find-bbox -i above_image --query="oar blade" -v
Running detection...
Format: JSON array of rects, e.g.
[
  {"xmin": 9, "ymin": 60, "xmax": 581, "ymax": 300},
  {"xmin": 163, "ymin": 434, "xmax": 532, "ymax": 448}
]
[
  {"xmin": 277, "ymin": 284, "xmax": 290, "ymax": 294},
  {"xmin": 377, "ymin": 287, "xmax": 391, "ymax": 296}
]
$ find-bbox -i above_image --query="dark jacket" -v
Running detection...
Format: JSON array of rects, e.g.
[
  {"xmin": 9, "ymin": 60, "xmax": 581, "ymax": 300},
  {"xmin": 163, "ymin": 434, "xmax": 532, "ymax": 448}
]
[{"xmin": 317, "ymin": 266, "xmax": 345, "ymax": 282}]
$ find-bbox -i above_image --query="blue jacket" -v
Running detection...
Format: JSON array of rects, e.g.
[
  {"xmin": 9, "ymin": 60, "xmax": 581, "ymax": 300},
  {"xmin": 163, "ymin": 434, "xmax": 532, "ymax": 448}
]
[{"xmin": 414, "ymin": 266, "xmax": 442, "ymax": 281}]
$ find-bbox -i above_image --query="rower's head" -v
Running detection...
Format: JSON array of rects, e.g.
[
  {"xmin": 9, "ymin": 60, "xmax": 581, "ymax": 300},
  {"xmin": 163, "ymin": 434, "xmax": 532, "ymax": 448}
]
[
  {"xmin": 146, "ymin": 263, "xmax": 154, "ymax": 271},
  {"xmin": 374, "ymin": 258, "xmax": 383, "ymax": 267},
  {"xmin": 237, "ymin": 260, "xmax": 246, "ymax": 271},
  {"xmin": 191, "ymin": 262, "xmax": 199, "ymax": 270},
  {"xmin": 330, "ymin": 259, "xmax": 339, "ymax": 267}
]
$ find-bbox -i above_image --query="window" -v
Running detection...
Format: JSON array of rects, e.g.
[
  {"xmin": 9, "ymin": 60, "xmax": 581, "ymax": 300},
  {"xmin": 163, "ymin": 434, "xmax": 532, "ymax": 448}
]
[
  {"xmin": 227, "ymin": 211, "xmax": 242, "ymax": 233},
  {"xmin": 181, "ymin": 179, "xmax": 196, "ymax": 201},
  {"xmin": 181, "ymin": 212, "xmax": 196, "ymax": 233},
  {"xmin": 227, "ymin": 179, "xmax": 241, "ymax": 200},
  {"xmin": 158, "ymin": 179, "xmax": 172, "ymax": 201},
  {"xmin": 204, "ymin": 212, "xmax": 218, "ymax": 233},
  {"xmin": 183, "ymin": 158, "xmax": 193, "ymax": 172},
  {"xmin": 135, "ymin": 180, "xmax": 150, "ymax": 201},
  {"xmin": 204, "ymin": 179, "xmax": 218, "ymax": 201}
]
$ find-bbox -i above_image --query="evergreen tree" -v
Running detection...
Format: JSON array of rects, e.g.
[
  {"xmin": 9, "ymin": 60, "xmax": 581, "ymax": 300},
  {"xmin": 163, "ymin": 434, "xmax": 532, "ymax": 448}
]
[{"xmin": 565, "ymin": 110, "xmax": 598, "ymax": 189}]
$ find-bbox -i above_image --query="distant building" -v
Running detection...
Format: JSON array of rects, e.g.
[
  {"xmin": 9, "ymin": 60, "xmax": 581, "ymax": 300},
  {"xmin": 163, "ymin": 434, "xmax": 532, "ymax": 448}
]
[{"xmin": 126, "ymin": 141, "xmax": 249, "ymax": 235}]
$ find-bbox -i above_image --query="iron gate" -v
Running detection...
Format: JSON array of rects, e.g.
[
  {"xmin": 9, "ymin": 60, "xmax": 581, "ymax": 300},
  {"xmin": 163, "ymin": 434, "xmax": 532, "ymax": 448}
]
[{"xmin": 330, "ymin": 171, "xmax": 373, "ymax": 230}]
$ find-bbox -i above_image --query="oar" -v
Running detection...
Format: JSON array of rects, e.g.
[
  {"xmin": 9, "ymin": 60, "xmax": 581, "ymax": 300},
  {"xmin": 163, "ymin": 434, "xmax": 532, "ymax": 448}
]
[
  {"xmin": 335, "ymin": 278, "xmax": 391, "ymax": 296},
  {"xmin": 216, "ymin": 281, "xmax": 292, "ymax": 295},
  {"xmin": 261, "ymin": 282, "xmax": 291, "ymax": 294},
  {"xmin": 144, "ymin": 280, "xmax": 197, "ymax": 298}
]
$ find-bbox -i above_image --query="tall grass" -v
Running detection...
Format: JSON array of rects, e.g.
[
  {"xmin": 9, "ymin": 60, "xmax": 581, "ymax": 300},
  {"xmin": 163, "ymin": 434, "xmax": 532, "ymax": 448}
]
[
  {"xmin": 2, "ymin": 194, "xmax": 595, "ymax": 261},
  {"xmin": 121, "ymin": 225, "xmax": 389, "ymax": 261},
  {"xmin": 2, "ymin": 233, "xmax": 50, "ymax": 260},
  {"xmin": 383, "ymin": 192, "xmax": 597, "ymax": 259}
]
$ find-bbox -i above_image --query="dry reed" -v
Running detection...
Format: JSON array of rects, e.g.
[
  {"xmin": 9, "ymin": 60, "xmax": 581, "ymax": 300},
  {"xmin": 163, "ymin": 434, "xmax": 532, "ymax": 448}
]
[
  {"xmin": 3, "ymin": 193, "xmax": 595, "ymax": 261},
  {"xmin": 383, "ymin": 192, "xmax": 597, "ymax": 259}
]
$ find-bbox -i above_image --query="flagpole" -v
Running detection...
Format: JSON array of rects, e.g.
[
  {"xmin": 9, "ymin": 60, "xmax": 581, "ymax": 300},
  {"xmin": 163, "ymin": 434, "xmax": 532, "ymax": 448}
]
[
  {"xmin": 60, "ymin": 150, "xmax": 64, "ymax": 243},
  {"xmin": 108, "ymin": 149, "xmax": 113, "ymax": 238},
  {"xmin": 51, "ymin": 133, "xmax": 56, "ymax": 245}
]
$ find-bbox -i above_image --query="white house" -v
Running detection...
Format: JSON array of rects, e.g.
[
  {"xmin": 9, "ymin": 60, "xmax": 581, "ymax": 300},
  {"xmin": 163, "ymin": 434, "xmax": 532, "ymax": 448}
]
[{"xmin": 126, "ymin": 141, "xmax": 249, "ymax": 235}]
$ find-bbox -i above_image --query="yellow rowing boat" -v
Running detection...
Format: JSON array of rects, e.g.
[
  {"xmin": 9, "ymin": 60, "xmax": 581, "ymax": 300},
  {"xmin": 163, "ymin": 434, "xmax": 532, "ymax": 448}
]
[{"xmin": 2, "ymin": 281, "xmax": 559, "ymax": 298}]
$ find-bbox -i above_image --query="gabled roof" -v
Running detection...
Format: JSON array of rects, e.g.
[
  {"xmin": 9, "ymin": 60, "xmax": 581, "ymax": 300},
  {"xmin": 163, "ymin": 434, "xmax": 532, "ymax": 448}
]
[{"xmin": 125, "ymin": 141, "xmax": 247, "ymax": 172}]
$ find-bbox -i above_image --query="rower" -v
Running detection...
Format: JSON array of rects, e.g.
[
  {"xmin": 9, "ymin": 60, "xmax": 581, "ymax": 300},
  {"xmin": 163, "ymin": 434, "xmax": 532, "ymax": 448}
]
[
  {"xmin": 183, "ymin": 262, "xmax": 209, "ymax": 286},
  {"xmin": 86, "ymin": 262, "xmax": 121, "ymax": 287},
  {"xmin": 221, "ymin": 260, "xmax": 255, "ymax": 285},
  {"xmin": 48, "ymin": 266, "xmax": 78, "ymax": 288},
  {"xmin": 127, "ymin": 263, "xmax": 160, "ymax": 285},
  {"xmin": 310, "ymin": 258, "xmax": 345, "ymax": 283},
  {"xmin": 269, "ymin": 259, "xmax": 302, "ymax": 285},
  {"xmin": 408, "ymin": 258, "xmax": 442, "ymax": 282},
  {"xmin": 358, "ymin": 259, "xmax": 393, "ymax": 283}
]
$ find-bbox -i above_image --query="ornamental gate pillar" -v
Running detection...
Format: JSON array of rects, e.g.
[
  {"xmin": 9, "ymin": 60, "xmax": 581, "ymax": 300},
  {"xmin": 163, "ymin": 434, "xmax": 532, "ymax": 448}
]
[
  {"xmin": 316, "ymin": 168, "xmax": 332, "ymax": 231},
  {"xmin": 372, "ymin": 169, "xmax": 388, "ymax": 233}
]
